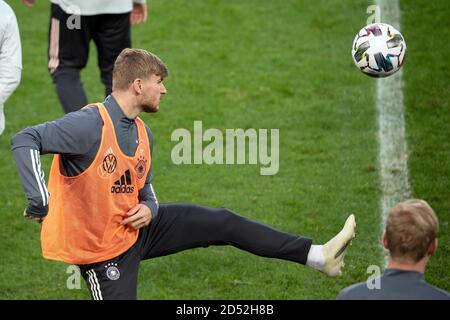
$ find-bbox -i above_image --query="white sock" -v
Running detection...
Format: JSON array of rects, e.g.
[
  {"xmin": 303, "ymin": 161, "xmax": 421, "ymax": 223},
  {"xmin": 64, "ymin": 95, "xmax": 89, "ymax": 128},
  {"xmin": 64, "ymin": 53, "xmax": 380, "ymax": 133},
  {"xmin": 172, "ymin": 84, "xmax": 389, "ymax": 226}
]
[{"xmin": 306, "ymin": 245, "xmax": 325, "ymax": 269}]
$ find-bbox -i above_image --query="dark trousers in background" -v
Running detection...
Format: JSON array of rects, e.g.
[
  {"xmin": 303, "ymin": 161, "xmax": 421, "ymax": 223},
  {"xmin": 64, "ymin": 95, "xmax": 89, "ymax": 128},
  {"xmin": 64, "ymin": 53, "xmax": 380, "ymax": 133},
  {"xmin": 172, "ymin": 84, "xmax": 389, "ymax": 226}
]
[
  {"xmin": 79, "ymin": 203, "xmax": 313, "ymax": 300},
  {"xmin": 48, "ymin": 4, "xmax": 131, "ymax": 113}
]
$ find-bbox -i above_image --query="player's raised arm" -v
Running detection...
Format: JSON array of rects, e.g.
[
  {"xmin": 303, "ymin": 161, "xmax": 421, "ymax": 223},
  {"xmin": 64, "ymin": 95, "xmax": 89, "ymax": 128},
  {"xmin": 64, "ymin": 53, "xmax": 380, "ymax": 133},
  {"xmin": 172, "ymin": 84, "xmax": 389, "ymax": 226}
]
[{"xmin": 11, "ymin": 107, "xmax": 101, "ymax": 222}]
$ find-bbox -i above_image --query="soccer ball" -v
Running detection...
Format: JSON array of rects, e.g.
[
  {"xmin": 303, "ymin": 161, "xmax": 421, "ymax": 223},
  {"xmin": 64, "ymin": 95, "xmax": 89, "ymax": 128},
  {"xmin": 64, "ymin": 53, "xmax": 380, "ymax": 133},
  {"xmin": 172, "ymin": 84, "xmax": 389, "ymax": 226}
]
[{"xmin": 351, "ymin": 23, "xmax": 406, "ymax": 78}]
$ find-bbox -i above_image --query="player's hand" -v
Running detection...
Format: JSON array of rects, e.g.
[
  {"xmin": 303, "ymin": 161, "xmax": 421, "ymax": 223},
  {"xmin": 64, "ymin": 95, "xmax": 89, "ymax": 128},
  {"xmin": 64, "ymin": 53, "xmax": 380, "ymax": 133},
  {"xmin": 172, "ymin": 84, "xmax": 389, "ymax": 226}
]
[
  {"xmin": 23, "ymin": 209, "xmax": 45, "ymax": 224},
  {"xmin": 22, "ymin": 0, "xmax": 36, "ymax": 8},
  {"xmin": 130, "ymin": 3, "xmax": 148, "ymax": 25},
  {"xmin": 121, "ymin": 203, "xmax": 152, "ymax": 230}
]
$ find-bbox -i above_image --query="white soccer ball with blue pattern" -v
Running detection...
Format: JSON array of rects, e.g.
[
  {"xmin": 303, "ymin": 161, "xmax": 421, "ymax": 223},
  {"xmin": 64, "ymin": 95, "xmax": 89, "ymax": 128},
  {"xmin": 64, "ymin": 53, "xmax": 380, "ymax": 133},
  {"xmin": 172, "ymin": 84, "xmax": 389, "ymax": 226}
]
[{"xmin": 352, "ymin": 23, "xmax": 406, "ymax": 78}]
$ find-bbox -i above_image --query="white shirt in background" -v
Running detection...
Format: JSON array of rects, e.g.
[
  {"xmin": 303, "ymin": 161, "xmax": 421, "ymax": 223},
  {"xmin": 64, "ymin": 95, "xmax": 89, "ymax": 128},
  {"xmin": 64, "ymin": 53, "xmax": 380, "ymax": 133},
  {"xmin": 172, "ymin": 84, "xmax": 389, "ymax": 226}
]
[{"xmin": 0, "ymin": 0, "xmax": 22, "ymax": 135}]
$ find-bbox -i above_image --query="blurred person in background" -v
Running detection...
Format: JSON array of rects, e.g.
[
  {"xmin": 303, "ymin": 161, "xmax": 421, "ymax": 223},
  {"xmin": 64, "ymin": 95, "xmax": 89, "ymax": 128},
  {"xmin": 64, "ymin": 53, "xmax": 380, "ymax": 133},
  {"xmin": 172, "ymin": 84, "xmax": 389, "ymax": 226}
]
[
  {"xmin": 0, "ymin": 0, "xmax": 22, "ymax": 135},
  {"xmin": 22, "ymin": 0, "xmax": 148, "ymax": 113}
]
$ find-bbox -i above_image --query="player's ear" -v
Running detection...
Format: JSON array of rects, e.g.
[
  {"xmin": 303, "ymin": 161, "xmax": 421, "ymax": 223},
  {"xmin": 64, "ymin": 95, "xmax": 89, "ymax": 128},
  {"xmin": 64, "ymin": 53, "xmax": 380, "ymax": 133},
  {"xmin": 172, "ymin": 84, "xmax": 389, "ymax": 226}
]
[
  {"xmin": 381, "ymin": 232, "xmax": 388, "ymax": 249},
  {"xmin": 428, "ymin": 238, "xmax": 438, "ymax": 256},
  {"xmin": 132, "ymin": 79, "xmax": 143, "ymax": 94}
]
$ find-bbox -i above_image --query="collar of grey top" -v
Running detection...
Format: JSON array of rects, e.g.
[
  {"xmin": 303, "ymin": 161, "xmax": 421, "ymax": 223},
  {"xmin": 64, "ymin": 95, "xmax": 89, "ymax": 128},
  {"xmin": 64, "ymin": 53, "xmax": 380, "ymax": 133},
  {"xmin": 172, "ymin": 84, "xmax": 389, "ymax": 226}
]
[
  {"xmin": 103, "ymin": 95, "xmax": 135, "ymax": 124},
  {"xmin": 384, "ymin": 268, "xmax": 424, "ymax": 279}
]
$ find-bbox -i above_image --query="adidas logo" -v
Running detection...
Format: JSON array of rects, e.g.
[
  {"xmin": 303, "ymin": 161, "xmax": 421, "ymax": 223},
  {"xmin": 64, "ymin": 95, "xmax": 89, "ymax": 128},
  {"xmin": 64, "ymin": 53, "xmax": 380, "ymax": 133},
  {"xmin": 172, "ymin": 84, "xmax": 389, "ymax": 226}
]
[{"xmin": 111, "ymin": 170, "xmax": 135, "ymax": 194}]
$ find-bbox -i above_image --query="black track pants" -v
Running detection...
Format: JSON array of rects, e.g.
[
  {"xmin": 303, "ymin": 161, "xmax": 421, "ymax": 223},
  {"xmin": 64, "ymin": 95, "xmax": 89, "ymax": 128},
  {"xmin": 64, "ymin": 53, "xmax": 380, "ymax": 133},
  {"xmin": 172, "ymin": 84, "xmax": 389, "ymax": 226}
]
[
  {"xmin": 48, "ymin": 4, "xmax": 131, "ymax": 113},
  {"xmin": 79, "ymin": 203, "xmax": 313, "ymax": 300}
]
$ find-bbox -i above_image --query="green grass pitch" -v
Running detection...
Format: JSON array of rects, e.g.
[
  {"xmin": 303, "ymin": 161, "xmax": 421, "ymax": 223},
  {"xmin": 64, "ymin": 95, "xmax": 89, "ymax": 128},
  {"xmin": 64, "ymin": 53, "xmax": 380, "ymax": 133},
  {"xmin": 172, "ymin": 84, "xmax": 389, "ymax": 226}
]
[{"xmin": 0, "ymin": 0, "xmax": 448, "ymax": 299}]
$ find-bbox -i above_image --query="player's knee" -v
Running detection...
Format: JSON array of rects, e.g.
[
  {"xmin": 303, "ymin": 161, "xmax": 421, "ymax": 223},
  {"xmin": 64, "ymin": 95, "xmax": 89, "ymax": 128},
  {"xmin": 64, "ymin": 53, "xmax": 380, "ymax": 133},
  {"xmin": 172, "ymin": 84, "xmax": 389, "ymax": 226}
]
[
  {"xmin": 214, "ymin": 207, "xmax": 234, "ymax": 219},
  {"xmin": 214, "ymin": 208, "xmax": 242, "ymax": 236}
]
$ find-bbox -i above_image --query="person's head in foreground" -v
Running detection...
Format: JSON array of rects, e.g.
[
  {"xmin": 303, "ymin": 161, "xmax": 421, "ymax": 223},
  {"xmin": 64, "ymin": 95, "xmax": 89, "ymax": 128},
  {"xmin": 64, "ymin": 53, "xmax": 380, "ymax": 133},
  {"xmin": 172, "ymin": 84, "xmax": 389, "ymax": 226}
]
[
  {"xmin": 337, "ymin": 199, "xmax": 449, "ymax": 300},
  {"xmin": 112, "ymin": 48, "xmax": 168, "ymax": 117},
  {"xmin": 384, "ymin": 199, "xmax": 439, "ymax": 271}
]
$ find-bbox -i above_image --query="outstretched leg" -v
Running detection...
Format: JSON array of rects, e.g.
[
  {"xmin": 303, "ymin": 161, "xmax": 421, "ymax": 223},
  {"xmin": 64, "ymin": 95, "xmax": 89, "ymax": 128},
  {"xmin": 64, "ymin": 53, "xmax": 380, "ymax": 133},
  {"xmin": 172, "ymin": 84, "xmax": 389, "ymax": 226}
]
[
  {"xmin": 136, "ymin": 203, "xmax": 312, "ymax": 264},
  {"xmin": 136, "ymin": 203, "xmax": 356, "ymax": 277}
]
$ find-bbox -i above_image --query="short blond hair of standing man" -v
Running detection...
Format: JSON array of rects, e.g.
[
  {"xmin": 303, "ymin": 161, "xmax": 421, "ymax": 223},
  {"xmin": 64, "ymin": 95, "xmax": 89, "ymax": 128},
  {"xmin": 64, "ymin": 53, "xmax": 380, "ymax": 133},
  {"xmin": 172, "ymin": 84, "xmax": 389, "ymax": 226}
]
[
  {"xmin": 0, "ymin": 0, "xmax": 22, "ymax": 135},
  {"xmin": 338, "ymin": 199, "xmax": 449, "ymax": 300}
]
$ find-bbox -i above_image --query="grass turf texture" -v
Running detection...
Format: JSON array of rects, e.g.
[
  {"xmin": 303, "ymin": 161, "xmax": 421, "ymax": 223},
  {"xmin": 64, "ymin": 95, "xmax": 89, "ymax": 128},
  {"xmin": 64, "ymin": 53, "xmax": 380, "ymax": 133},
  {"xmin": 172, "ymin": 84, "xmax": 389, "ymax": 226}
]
[{"xmin": 0, "ymin": 0, "xmax": 448, "ymax": 299}]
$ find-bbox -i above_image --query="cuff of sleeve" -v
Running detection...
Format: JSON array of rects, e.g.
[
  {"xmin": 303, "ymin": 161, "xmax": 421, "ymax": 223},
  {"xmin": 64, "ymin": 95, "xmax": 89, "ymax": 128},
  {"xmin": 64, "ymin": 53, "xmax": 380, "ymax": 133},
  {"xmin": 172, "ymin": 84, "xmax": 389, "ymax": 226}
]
[
  {"xmin": 26, "ymin": 203, "xmax": 48, "ymax": 216},
  {"xmin": 141, "ymin": 200, "xmax": 159, "ymax": 220}
]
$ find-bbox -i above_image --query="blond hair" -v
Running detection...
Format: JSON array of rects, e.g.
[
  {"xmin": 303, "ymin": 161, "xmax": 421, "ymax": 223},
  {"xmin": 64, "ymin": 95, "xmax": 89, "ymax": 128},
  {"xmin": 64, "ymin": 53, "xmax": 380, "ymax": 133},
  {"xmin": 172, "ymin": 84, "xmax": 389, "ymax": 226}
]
[
  {"xmin": 112, "ymin": 48, "xmax": 168, "ymax": 91},
  {"xmin": 386, "ymin": 199, "xmax": 439, "ymax": 262}
]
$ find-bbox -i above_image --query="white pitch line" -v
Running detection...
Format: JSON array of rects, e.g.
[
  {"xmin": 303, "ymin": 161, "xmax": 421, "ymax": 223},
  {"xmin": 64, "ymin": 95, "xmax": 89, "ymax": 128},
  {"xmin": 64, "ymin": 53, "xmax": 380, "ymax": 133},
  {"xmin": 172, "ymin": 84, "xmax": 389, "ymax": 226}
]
[{"xmin": 376, "ymin": 0, "xmax": 411, "ymax": 267}]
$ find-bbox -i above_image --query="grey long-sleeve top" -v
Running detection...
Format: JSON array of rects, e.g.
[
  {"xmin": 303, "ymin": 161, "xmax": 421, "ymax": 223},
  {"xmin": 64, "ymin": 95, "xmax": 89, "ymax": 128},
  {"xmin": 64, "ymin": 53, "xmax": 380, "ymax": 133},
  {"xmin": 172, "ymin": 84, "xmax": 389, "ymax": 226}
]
[
  {"xmin": 337, "ymin": 269, "xmax": 450, "ymax": 300},
  {"xmin": 11, "ymin": 95, "xmax": 159, "ymax": 218}
]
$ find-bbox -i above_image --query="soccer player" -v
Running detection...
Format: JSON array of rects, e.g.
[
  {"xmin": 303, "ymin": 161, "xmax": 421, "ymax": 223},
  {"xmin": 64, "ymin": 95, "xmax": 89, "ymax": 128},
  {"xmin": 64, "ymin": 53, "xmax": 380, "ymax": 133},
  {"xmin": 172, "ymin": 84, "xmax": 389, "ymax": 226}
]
[
  {"xmin": 0, "ymin": 0, "xmax": 22, "ymax": 135},
  {"xmin": 337, "ymin": 199, "xmax": 449, "ymax": 300},
  {"xmin": 22, "ymin": 0, "xmax": 148, "ymax": 113},
  {"xmin": 12, "ymin": 48, "xmax": 356, "ymax": 300}
]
